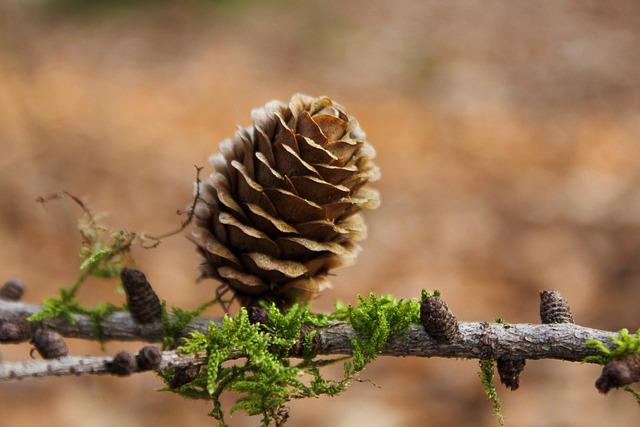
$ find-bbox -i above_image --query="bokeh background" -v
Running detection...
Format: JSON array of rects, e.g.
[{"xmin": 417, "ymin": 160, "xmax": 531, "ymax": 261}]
[{"xmin": 1, "ymin": 1, "xmax": 640, "ymax": 426}]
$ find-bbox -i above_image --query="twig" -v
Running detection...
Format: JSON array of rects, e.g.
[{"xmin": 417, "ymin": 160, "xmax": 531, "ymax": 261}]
[
  {"xmin": 148, "ymin": 165, "xmax": 204, "ymax": 240},
  {"xmin": 0, "ymin": 300, "xmax": 221, "ymax": 343},
  {"xmin": 0, "ymin": 299, "xmax": 619, "ymax": 381},
  {"xmin": 36, "ymin": 190, "xmax": 98, "ymax": 227},
  {"xmin": 0, "ymin": 350, "xmax": 214, "ymax": 381}
]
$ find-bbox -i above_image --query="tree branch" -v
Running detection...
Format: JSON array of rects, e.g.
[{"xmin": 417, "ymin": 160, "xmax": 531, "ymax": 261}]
[
  {"xmin": 0, "ymin": 299, "xmax": 221, "ymax": 342},
  {"xmin": 0, "ymin": 350, "xmax": 209, "ymax": 381},
  {"xmin": 0, "ymin": 299, "xmax": 618, "ymax": 382}
]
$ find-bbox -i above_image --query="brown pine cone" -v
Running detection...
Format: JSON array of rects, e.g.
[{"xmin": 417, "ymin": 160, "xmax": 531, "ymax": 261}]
[
  {"xmin": 0, "ymin": 279, "xmax": 25, "ymax": 301},
  {"xmin": 31, "ymin": 329, "xmax": 69, "ymax": 359},
  {"xmin": 539, "ymin": 290, "xmax": 574, "ymax": 324},
  {"xmin": 420, "ymin": 294, "xmax": 459, "ymax": 343},
  {"xmin": 136, "ymin": 345, "xmax": 162, "ymax": 370},
  {"xmin": 120, "ymin": 268, "xmax": 163, "ymax": 324},
  {"xmin": 106, "ymin": 351, "xmax": 137, "ymax": 376},
  {"xmin": 497, "ymin": 358, "xmax": 527, "ymax": 391},
  {"xmin": 192, "ymin": 94, "xmax": 380, "ymax": 307}
]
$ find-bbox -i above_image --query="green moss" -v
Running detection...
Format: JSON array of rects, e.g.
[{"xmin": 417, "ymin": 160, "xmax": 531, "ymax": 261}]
[
  {"xmin": 421, "ymin": 289, "xmax": 441, "ymax": 300},
  {"xmin": 583, "ymin": 328, "xmax": 640, "ymax": 365},
  {"xmin": 346, "ymin": 293, "xmax": 419, "ymax": 373},
  {"xmin": 478, "ymin": 360, "xmax": 504, "ymax": 425},
  {"xmin": 171, "ymin": 307, "xmax": 309, "ymax": 426},
  {"xmin": 162, "ymin": 294, "xmax": 420, "ymax": 426},
  {"xmin": 584, "ymin": 329, "xmax": 640, "ymax": 404},
  {"xmin": 159, "ymin": 299, "xmax": 218, "ymax": 349}
]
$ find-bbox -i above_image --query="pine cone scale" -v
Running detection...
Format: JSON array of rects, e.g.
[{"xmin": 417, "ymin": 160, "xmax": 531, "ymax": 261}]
[
  {"xmin": 255, "ymin": 151, "xmax": 283, "ymax": 180},
  {"xmin": 312, "ymin": 164, "xmax": 358, "ymax": 186},
  {"xmin": 240, "ymin": 253, "xmax": 307, "ymax": 281},
  {"xmin": 193, "ymin": 227, "xmax": 236, "ymax": 259},
  {"xmin": 210, "ymin": 174, "xmax": 244, "ymax": 217},
  {"xmin": 294, "ymin": 111, "xmax": 329, "ymax": 142},
  {"xmin": 219, "ymin": 212, "xmax": 281, "ymax": 258},
  {"xmin": 299, "ymin": 140, "xmax": 338, "ymax": 165},
  {"xmin": 218, "ymin": 266, "xmax": 267, "ymax": 293},
  {"xmin": 245, "ymin": 204, "xmax": 297, "ymax": 236},
  {"xmin": 289, "ymin": 176, "xmax": 351, "ymax": 205},
  {"xmin": 262, "ymin": 188, "xmax": 325, "ymax": 223},
  {"xmin": 274, "ymin": 143, "xmax": 318, "ymax": 177},
  {"xmin": 233, "ymin": 162, "xmax": 268, "ymax": 206}
]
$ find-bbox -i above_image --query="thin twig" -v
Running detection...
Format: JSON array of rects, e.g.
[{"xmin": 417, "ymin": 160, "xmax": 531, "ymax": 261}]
[
  {"xmin": 36, "ymin": 191, "xmax": 98, "ymax": 227},
  {"xmin": 0, "ymin": 350, "xmax": 227, "ymax": 381},
  {"xmin": 0, "ymin": 299, "xmax": 619, "ymax": 382},
  {"xmin": 148, "ymin": 165, "xmax": 204, "ymax": 240}
]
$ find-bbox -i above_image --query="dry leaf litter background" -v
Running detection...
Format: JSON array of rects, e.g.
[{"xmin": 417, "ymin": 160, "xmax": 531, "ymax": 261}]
[{"xmin": 1, "ymin": 1, "xmax": 639, "ymax": 426}]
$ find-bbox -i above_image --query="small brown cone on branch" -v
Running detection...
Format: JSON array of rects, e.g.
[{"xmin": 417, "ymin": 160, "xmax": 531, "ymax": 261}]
[
  {"xmin": 192, "ymin": 95, "xmax": 380, "ymax": 307},
  {"xmin": 419, "ymin": 291, "xmax": 459, "ymax": 343},
  {"xmin": 539, "ymin": 290, "xmax": 574, "ymax": 324},
  {"xmin": 121, "ymin": 268, "xmax": 162, "ymax": 324},
  {"xmin": 497, "ymin": 358, "xmax": 527, "ymax": 391},
  {"xmin": 31, "ymin": 329, "xmax": 69, "ymax": 359}
]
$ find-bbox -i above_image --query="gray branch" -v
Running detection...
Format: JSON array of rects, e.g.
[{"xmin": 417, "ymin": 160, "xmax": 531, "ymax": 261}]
[
  {"xmin": 0, "ymin": 350, "xmax": 207, "ymax": 381},
  {"xmin": 0, "ymin": 299, "xmax": 618, "ymax": 381},
  {"xmin": 0, "ymin": 300, "xmax": 222, "ymax": 342}
]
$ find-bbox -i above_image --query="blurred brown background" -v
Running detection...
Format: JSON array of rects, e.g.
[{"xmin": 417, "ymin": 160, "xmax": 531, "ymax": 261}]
[{"xmin": 1, "ymin": 1, "xmax": 639, "ymax": 426}]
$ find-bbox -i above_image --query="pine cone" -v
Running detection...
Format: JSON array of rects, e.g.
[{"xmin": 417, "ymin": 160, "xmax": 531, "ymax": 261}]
[
  {"xmin": 121, "ymin": 268, "xmax": 162, "ymax": 324},
  {"xmin": 31, "ymin": 329, "xmax": 69, "ymax": 359},
  {"xmin": 420, "ymin": 294, "xmax": 459, "ymax": 343},
  {"xmin": 0, "ymin": 278, "xmax": 25, "ymax": 301},
  {"xmin": 106, "ymin": 351, "xmax": 137, "ymax": 376},
  {"xmin": 192, "ymin": 94, "xmax": 380, "ymax": 307},
  {"xmin": 497, "ymin": 358, "xmax": 527, "ymax": 391},
  {"xmin": 539, "ymin": 290, "xmax": 574, "ymax": 324}
]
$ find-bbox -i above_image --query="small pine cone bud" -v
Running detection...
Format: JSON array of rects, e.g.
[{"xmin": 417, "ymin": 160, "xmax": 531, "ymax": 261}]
[
  {"xmin": 192, "ymin": 94, "xmax": 380, "ymax": 308},
  {"xmin": 420, "ymin": 293, "xmax": 459, "ymax": 343},
  {"xmin": 497, "ymin": 358, "xmax": 527, "ymax": 391},
  {"xmin": 0, "ymin": 279, "xmax": 25, "ymax": 301},
  {"xmin": 121, "ymin": 268, "xmax": 162, "ymax": 323},
  {"xmin": 595, "ymin": 353, "xmax": 640, "ymax": 394},
  {"xmin": 247, "ymin": 306, "xmax": 269, "ymax": 325},
  {"xmin": 0, "ymin": 322, "xmax": 26, "ymax": 343},
  {"xmin": 106, "ymin": 351, "xmax": 137, "ymax": 376},
  {"xmin": 136, "ymin": 345, "xmax": 162, "ymax": 370},
  {"xmin": 539, "ymin": 290, "xmax": 574, "ymax": 324},
  {"xmin": 170, "ymin": 365, "xmax": 200, "ymax": 389},
  {"xmin": 31, "ymin": 329, "xmax": 69, "ymax": 359}
]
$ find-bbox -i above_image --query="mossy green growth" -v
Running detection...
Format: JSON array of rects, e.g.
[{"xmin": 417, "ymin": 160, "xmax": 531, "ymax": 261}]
[
  {"xmin": 584, "ymin": 328, "xmax": 640, "ymax": 365},
  {"xmin": 159, "ymin": 299, "xmax": 219, "ymax": 349},
  {"xmin": 29, "ymin": 196, "xmax": 160, "ymax": 345},
  {"xmin": 420, "ymin": 289, "xmax": 441, "ymax": 300},
  {"xmin": 162, "ymin": 294, "xmax": 420, "ymax": 427},
  {"xmin": 584, "ymin": 328, "xmax": 640, "ymax": 404},
  {"xmin": 164, "ymin": 304, "xmax": 322, "ymax": 426},
  {"xmin": 28, "ymin": 286, "xmax": 123, "ymax": 350},
  {"xmin": 478, "ymin": 359, "xmax": 504, "ymax": 425},
  {"xmin": 345, "ymin": 293, "xmax": 419, "ymax": 373}
]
